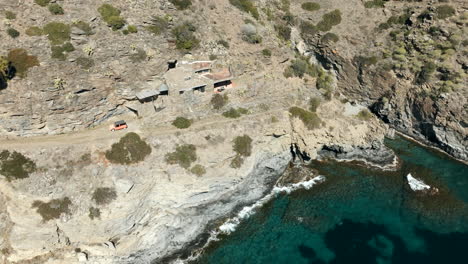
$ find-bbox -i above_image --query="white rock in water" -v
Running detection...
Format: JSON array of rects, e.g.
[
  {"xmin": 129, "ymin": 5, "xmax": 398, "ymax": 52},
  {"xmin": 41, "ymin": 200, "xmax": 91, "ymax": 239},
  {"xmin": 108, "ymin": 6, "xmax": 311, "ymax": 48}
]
[{"xmin": 407, "ymin": 173, "xmax": 431, "ymax": 191}]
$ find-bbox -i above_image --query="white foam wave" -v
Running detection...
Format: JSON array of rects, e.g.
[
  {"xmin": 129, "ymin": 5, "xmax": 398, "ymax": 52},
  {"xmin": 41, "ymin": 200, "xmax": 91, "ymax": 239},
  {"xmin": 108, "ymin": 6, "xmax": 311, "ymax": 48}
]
[
  {"xmin": 181, "ymin": 175, "xmax": 325, "ymax": 263},
  {"xmin": 407, "ymin": 173, "xmax": 431, "ymax": 191}
]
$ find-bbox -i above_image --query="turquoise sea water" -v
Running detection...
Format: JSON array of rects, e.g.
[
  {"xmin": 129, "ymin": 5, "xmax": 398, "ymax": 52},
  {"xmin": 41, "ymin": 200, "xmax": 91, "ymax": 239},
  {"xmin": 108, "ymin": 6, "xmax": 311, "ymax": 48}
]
[{"xmin": 193, "ymin": 136, "xmax": 468, "ymax": 264}]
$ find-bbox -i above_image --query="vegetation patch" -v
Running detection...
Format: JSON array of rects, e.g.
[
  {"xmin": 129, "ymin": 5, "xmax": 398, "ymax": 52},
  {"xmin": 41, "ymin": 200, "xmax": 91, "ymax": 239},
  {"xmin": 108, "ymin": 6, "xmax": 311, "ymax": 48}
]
[
  {"xmin": 73, "ymin": 21, "xmax": 94, "ymax": 35},
  {"xmin": 284, "ymin": 58, "xmax": 320, "ymax": 78},
  {"xmin": 34, "ymin": 0, "xmax": 50, "ymax": 7},
  {"xmin": 262, "ymin": 48, "xmax": 272, "ymax": 57},
  {"xmin": 233, "ymin": 135, "xmax": 253, "ymax": 157},
  {"xmin": 7, "ymin": 49, "xmax": 39, "ymax": 78},
  {"xmin": 222, "ymin": 107, "xmax": 248, "ymax": 118},
  {"xmin": 316, "ymin": 70, "xmax": 334, "ymax": 100},
  {"xmin": 190, "ymin": 164, "xmax": 206, "ymax": 176},
  {"xmin": 364, "ymin": 0, "xmax": 386, "ymax": 8},
  {"xmin": 172, "ymin": 22, "xmax": 199, "ymax": 50},
  {"xmin": 129, "ymin": 48, "xmax": 147, "ymax": 63},
  {"xmin": 229, "ymin": 0, "xmax": 259, "ymax": 20},
  {"xmin": 165, "ymin": 144, "xmax": 197, "ymax": 169},
  {"xmin": 146, "ymin": 16, "xmax": 169, "ymax": 35},
  {"xmin": 289, "ymin": 107, "xmax": 321, "ymax": 130},
  {"xmin": 309, "ymin": 97, "xmax": 321, "ymax": 112},
  {"xmin": 241, "ymin": 23, "xmax": 262, "ymax": 44},
  {"xmin": 321, "ymin": 32, "xmax": 339, "ymax": 43},
  {"xmin": 230, "ymin": 135, "xmax": 252, "ymax": 168},
  {"xmin": 88, "ymin": 207, "xmax": 101, "ymax": 220},
  {"xmin": 124, "ymin": 25, "xmax": 138, "ymax": 34},
  {"xmin": 76, "ymin": 57, "xmax": 94, "ymax": 70},
  {"xmin": 48, "ymin": 3, "xmax": 64, "ymax": 15},
  {"xmin": 217, "ymin": 39, "xmax": 230, "ymax": 48},
  {"xmin": 51, "ymin": 42, "xmax": 74, "ymax": 61},
  {"xmin": 92, "ymin": 187, "xmax": 117, "ymax": 205},
  {"xmin": 0, "ymin": 150, "xmax": 36, "ymax": 181},
  {"xmin": 7, "ymin": 28, "xmax": 20, "ymax": 38},
  {"xmin": 98, "ymin": 4, "xmax": 126, "ymax": 31},
  {"xmin": 301, "ymin": 2, "xmax": 320, "ymax": 12},
  {"xmin": 5, "ymin": 11, "xmax": 16, "ymax": 20},
  {"xmin": 357, "ymin": 109, "xmax": 373, "ymax": 120},
  {"xmin": 317, "ymin": 9, "xmax": 342, "ymax": 32},
  {"xmin": 300, "ymin": 21, "xmax": 318, "ymax": 37},
  {"xmin": 275, "ymin": 24, "xmax": 291, "ymax": 41},
  {"xmin": 105, "ymin": 132, "xmax": 152, "ymax": 164},
  {"xmin": 43, "ymin": 22, "xmax": 71, "ymax": 45},
  {"xmin": 32, "ymin": 197, "xmax": 72, "ymax": 221},
  {"xmin": 169, "ymin": 0, "xmax": 192, "ymax": 10},
  {"xmin": 25, "ymin": 26, "xmax": 44, "ymax": 36},
  {"xmin": 172, "ymin": 117, "xmax": 192, "ymax": 129},
  {"xmin": 435, "ymin": 5, "xmax": 455, "ymax": 19},
  {"xmin": 211, "ymin": 93, "xmax": 228, "ymax": 110}
]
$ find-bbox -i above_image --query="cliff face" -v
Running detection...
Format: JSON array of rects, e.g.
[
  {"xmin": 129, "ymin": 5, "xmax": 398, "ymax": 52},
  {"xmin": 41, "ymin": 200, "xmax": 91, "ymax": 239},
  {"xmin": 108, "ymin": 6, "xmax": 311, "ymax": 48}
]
[
  {"xmin": 290, "ymin": 0, "xmax": 467, "ymax": 160},
  {"xmin": 0, "ymin": 99, "xmax": 389, "ymax": 263}
]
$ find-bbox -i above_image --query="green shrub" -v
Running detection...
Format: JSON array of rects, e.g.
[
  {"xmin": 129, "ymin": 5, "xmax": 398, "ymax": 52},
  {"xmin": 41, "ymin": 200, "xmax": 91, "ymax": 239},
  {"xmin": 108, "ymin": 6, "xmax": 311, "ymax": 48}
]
[
  {"xmin": 172, "ymin": 22, "xmax": 199, "ymax": 50},
  {"xmin": 309, "ymin": 97, "xmax": 321, "ymax": 112},
  {"xmin": 7, "ymin": 28, "xmax": 20, "ymax": 38},
  {"xmin": 169, "ymin": 0, "xmax": 192, "ymax": 10},
  {"xmin": 415, "ymin": 61, "xmax": 436, "ymax": 84},
  {"xmin": 88, "ymin": 207, "xmax": 101, "ymax": 220},
  {"xmin": 211, "ymin": 93, "xmax": 228, "ymax": 110},
  {"xmin": 316, "ymin": 70, "xmax": 334, "ymax": 99},
  {"xmin": 165, "ymin": 144, "xmax": 197, "ymax": 169},
  {"xmin": 48, "ymin": 3, "xmax": 64, "ymax": 15},
  {"xmin": 217, "ymin": 39, "xmax": 230, "ymax": 48},
  {"xmin": 51, "ymin": 46, "xmax": 66, "ymax": 60},
  {"xmin": 317, "ymin": 9, "xmax": 342, "ymax": 32},
  {"xmin": 364, "ymin": 0, "xmax": 386, "ymax": 8},
  {"xmin": 357, "ymin": 109, "xmax": 373, "ymax": 120},
  {"xmin": 275, "ymin": 24, "xmax": 291, "ymax": 41},
  {"xmin": 172, "ymin": 117, "xmax": 192, "ymax": 129},
  {"xmin": 222, "ymin": 108, "xmax": 248, "ymax": 118},
  {"xmin": 98, "ymin": 4, "xmax": 125, "ymax": 30},
  {"xmin": 230, "ymin": 155, "xmax": 244, "ymax": 168},
  {"xmin": 34, "ymin": 0, "xmax": 50, "ymax": 7},
  {"xmin": 241, "ymin": 24, "xmax": 262, "ymax": 44},
  {"xmin": 301, "ymin": 2, "xmax": 320, "ymax": 11},
  {"xmin": 435, "ymin": 5, "xmax": 455, "ymax": 19},
  {"xmin": 190, "ymin": 164, "xmax": 206, "ymax": 176},
  {"xmin": 288, "ymin": 58, "xmax": 320, "ymax": 78},
  {"xmin": 233, "ymin": 135, "xmax": 252, "ymax": 157},
  {"xmin": 300, "ymin": 21, "xmax": 318, "ymax": 38},
  {"xmin": 356, "ymin": 55, "xmax": 378, "ymax": 67},
  {"xmin": 92, "ymin": 187, "xmax": 117, "ymax": 205},
  {"xmin": 5, "ymin": 11, "xmax": 16, "ymax": 20},
  {"xmin": 209, "ymin": 54, "xmax": 218, "ymax": 60},
  {"xmin": 32, "ymin": 197, "xmax": 72, "ymax": 221},
  {"xmin": 321, "ymin": 32, "xmax": 339, "ymax": 43},
  {"xmin": 289, "ymin": 107, "xmax": 321, "ymax": 130},
  {"xmin": 43, "ymin": 22, "xmax": 71, "ymax": 45},
  {"xmin": 76, "ymin": 57, "xmax": 94, "ymax": 69},
  {"xmin": 25, "ymin": 26, "xmax": 44, "ymax": 36},
  {"xmin": 51, "ymin": 43, "xmax": 74, "ymax": 61},
  {"xmin": 7, "ymin": 49, "xmax": 39, "ymax": 78},
  {"xmin": 107, "ymin": 16, "xmax": 126, "ymax": 31},
  {"xmin": 130, "ymin": 48, "xmax": 147, "ymax": 63},
  {"xmin": 0, "ymin": 150, "xmax": 36, "ymax": 181},
  {"xmin": 262, "ymin": 49, "xmax": 272, "ymax": 57},
  {"xmin": 105, "ymin": 132, "xmax": 152, "ymax": 164},
  {"xmin": 73, "ymin": 21, "xmax": 94, "ymax": 35},
  {"xmin": 98, "ymin": 4, "xmax": 121, "ymax": 21},
  {"xmin": 229, "ymin": 0, "xmax": 259, "ymax": 20},
  {"xmin": 146, "ymin": 16, "xmax": 169, "ymax": 35},
  {"xmin": 127, "ymin": 25, "xmax": 138, "ymax": 33}
]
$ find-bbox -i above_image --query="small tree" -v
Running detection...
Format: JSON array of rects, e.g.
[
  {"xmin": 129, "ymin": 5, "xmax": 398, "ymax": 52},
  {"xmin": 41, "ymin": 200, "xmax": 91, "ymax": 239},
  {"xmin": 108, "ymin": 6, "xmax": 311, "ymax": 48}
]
[
  {"xmin": 211, "ymin": 93, "xmax": 228, "ymax": 110},
  {"xmin": 172, "ymin": 117, "xmax": 192, "ymax": 129},
  {"xmin": 7, "ymin": 28, "xmax": 20, "ymax": 38},
  {"xmin": 48, "ymin": 4, "xmax": 64, "ymax": 15}
]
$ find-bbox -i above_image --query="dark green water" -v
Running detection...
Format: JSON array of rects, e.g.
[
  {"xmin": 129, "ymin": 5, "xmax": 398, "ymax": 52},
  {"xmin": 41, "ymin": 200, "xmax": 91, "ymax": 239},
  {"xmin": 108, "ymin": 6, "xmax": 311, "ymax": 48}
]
[{"xmin": 194, "ymin": 136, "xmax": 468, "ymax": 264}]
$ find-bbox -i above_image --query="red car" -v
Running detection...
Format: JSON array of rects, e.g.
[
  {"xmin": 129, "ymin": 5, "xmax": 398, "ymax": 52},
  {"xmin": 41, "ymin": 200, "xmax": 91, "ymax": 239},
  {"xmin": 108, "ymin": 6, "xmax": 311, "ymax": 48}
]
[{"xmin": 109, "ymin": 120, "xmax": 128, "ymax": 131}]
